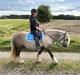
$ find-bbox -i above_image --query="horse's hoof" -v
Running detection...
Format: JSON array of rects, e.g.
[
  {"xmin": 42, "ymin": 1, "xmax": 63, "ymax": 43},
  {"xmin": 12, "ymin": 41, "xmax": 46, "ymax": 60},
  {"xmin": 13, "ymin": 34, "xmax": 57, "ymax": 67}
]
[
  {"xmin": 15, "ymin": 57, "xmax": 25, "ymax": 64},
  {"xmin": 19, "ymin": 59, "xmax": 25, "ymax": 64},
  {"xmin": 35, "ymin": 59, "xmax": 42, "ymax": 63},
  {"xmin": 53, "ymin": 57, "xmax": 58, "ymax": 64}
]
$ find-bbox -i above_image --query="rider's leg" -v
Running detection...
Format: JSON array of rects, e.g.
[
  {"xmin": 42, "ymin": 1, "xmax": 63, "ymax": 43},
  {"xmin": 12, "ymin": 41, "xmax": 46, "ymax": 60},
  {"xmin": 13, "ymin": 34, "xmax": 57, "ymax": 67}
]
[
  {"xmin": 33, "ymin": 31, "xmax": 41, "ymax": 51},
  {"xmin": 37, "ymin": 30, "xmax": 43, "ymax": 47},
  {"xmin": 34, "ymin": 37, "xmax": 40, "ymax": 47},
  {"xmin": 37, "ymin": 30, "xmax": 42, "ymax": 40}
]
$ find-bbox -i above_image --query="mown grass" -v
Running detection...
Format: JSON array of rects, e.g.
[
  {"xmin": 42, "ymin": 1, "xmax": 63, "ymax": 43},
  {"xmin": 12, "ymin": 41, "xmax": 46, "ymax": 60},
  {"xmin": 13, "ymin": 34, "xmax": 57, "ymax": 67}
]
[
  {"xmin": 0, "ymin": 19, "xmax": 80, "ymax": 52},
  {"xmin": 0, "ymin": 59, "xmax": 80, "ymax": 74}
]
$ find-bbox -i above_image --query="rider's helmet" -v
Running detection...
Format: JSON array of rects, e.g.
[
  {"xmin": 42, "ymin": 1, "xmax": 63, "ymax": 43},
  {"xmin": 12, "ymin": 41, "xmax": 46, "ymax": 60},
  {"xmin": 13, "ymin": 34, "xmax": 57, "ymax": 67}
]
[{"xmin": 31, "ymin": 9, "xmax": 37, "ymax": 14}]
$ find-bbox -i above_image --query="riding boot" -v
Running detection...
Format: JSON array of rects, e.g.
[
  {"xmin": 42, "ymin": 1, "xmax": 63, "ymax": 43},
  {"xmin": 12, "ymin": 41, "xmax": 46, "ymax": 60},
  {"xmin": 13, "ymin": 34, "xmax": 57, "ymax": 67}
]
[{"xmin": 34, "ymin": 37, "xmax": 41, "ymax": 51}]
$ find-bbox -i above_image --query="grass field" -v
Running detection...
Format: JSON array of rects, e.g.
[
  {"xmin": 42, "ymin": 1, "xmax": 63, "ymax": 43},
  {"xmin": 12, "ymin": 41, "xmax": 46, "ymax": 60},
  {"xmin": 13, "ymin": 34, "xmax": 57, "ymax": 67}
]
[
  {"xmin": 0, "ymin": 59, "xmax": 80, "ymax": 74},
  {"xmin": 0, "ymin": 19, "xmax": 80, "ymax": 74},
  {"xmin": 0, "ymin": 19, "xmax": 29, "ymax": 51},
  {"xmin": 0, "ymin": 19, "xmax": 80, "ymax": 52}
]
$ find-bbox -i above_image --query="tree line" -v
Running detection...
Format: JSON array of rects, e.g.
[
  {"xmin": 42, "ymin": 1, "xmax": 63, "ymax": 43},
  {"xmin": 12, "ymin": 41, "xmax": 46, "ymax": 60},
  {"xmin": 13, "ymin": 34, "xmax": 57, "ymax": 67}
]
[
  {"xmin": 52, "ymin": 14, "xmax": 80, "ymax": 20},
  {"xmin": 0, "ymin": 14, "xmax": 80, "ymax": 20},
  {"xmin": 0, "ymin": 15, "xmax": 30, "ymax": 19}
]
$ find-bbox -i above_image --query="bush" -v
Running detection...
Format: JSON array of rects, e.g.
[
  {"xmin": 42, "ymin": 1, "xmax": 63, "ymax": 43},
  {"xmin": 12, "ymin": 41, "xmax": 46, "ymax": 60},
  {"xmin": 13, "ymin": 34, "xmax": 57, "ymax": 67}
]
[{"xmin": 37, "ymin": 5, "xmax": 52, "ymax": 23}]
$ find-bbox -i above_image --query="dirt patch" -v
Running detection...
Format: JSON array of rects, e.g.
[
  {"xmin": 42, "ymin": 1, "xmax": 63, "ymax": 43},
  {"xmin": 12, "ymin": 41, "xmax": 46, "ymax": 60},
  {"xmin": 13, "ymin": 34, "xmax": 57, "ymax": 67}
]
[{"xmin": 0, "ymin": 52, "xmax": 80, "ymax": 61}]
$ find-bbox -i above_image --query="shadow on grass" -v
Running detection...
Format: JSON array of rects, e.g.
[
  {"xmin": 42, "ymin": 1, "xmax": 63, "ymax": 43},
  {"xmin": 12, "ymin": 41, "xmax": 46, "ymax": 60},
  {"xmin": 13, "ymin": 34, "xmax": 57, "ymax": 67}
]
[
  {"xmin": 1, "ymin": 60, "xmax": 80, "ymax": 73},
  {"xmin": 2, "ymin": 61, "xmax": 43, "ymax": 72},
  {"xmin": 2, "ymin": 61, "xmax": 21, "ymax": 72},
  {"xmin": 48, "ymin": 63, "xmax": 58, "ymax": 71},
  {"xmin": 2, "ymin": 60, "xmax": 58, "ymax": 72}
]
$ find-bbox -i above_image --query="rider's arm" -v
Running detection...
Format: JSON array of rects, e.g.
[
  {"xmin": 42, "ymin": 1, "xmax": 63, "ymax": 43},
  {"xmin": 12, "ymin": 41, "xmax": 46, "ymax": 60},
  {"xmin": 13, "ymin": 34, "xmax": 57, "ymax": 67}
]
[{"xmin": 35, "ymin": 19, "xmax": 39, "ymax": 27}]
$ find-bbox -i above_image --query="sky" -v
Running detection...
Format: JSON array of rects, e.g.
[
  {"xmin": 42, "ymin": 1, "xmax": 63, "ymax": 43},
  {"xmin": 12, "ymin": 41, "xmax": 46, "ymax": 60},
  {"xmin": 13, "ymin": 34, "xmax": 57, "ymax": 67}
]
[{"xmin": 0, "ymin": 0, "xmax": 80, "ymax": 16}]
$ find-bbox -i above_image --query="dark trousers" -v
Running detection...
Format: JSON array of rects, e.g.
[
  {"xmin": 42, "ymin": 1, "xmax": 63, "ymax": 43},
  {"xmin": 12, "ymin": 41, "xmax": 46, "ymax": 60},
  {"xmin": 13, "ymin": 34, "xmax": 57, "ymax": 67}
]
[{"xmin": 31, "ymin": 30, "xmax": 42, "ymax": 48}]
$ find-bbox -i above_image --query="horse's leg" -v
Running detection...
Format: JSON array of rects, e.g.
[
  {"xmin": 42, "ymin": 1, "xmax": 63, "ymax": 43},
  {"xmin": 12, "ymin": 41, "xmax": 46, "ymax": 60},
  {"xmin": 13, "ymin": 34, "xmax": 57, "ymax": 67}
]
[
  {"xmin": 36, "ymin": 47, "xmax": 44, "ymax": 62},
  {"xmin": 15, "ymin": 46, "xmax": 25, "ymax": 64},
  {"xmin": 47, "ymin": 48, "xmax": 58, "ymax": 64},
  {"xmin": 47, "ymin": 49, "xmax": 53, "ymax": 60}
]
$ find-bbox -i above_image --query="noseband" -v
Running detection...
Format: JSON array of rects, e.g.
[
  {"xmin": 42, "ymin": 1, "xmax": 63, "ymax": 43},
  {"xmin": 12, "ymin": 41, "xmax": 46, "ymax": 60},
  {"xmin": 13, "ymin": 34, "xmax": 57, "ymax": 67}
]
[
  {"xmin": 59, "ymin": 32, "xmax": 67, "ymax": 45},
  {"xmin": 59, "ymin": 32, "xmax": 66, "ymax": 41}
]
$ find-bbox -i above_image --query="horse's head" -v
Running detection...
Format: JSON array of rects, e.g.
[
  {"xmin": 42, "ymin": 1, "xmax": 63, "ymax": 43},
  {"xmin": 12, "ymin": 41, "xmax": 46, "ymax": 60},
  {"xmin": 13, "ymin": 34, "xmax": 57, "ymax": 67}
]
[
  {"xmin": 59, "ymin": 32, "xmax": 70, "ymax": 47},
  {"xmin": 45, "ymin": 29, "xmax": 70, "ymax": 48}
]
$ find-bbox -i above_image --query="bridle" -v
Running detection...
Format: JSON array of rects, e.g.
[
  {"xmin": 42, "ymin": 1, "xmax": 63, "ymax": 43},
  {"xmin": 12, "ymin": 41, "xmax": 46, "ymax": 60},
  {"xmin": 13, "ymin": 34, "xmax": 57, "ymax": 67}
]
[
  {"xmin": 40, "ymin": 27, "xmax": 67, "ymax": 45},
  {"xmin": 43, "ymin": 29, "xmax": 67, "ymax": 45},
  {"xmin": 59, "ymin": 32, "xmax": 67, "ymax": 42},
  {"xmin": 59, "ymin": 32, "xmax": 67, "ymax": 45}
]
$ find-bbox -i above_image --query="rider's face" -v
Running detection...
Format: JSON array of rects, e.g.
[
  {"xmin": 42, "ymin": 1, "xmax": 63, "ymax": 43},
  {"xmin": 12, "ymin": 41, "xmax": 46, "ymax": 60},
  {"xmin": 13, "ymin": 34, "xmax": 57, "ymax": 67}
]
[
  {"xmin": 33, "ymin": 12, "xmax": 37, "ymax": 17},
  {"xmin": 32, "ymin": 12, "xmax": 38, "ymax": 17}
]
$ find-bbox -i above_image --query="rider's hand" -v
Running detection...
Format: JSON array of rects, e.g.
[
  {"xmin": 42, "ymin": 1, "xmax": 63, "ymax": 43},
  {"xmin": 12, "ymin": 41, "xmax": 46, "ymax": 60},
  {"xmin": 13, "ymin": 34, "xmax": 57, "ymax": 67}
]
[{"xmin": 36, "ymin": 27, "xmax": 43, "ymax": 31}]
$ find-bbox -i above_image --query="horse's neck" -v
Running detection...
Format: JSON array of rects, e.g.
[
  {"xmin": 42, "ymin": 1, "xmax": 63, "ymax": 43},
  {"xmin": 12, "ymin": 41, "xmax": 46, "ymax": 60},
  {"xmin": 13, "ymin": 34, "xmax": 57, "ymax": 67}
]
[{"xmin": 45, "ymin": 30, "xmax": 65, "ymax": 40}]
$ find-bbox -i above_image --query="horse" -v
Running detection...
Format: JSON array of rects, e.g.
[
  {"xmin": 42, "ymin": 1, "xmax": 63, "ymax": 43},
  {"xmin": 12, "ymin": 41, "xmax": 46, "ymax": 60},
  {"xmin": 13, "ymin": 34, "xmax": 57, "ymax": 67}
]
[{"xmin": 11, "ymin": 29, "xmax": 70, "ymax": 64}]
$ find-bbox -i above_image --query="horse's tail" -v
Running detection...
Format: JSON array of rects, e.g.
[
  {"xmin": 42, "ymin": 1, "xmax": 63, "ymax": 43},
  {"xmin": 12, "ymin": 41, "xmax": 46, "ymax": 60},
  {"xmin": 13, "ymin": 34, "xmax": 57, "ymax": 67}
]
[{"xmin": 11, "ymin": 39, "xmax": 17, "ymax": 59}]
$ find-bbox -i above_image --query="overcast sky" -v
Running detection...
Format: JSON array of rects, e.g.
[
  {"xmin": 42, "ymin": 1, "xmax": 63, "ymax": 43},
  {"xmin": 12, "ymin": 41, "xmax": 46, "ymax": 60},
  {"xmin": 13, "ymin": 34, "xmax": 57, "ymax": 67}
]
[{"xmin": 0, "ymin": 0, "xmax": 80, "ymax": 16}]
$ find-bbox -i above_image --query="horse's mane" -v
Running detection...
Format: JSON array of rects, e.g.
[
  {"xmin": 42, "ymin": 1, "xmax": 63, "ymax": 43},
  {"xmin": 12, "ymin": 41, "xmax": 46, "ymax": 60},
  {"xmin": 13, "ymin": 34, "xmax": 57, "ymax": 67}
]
[{"xmin": 45, "ymin": 29, "xmax": 66, "ymax": 33}]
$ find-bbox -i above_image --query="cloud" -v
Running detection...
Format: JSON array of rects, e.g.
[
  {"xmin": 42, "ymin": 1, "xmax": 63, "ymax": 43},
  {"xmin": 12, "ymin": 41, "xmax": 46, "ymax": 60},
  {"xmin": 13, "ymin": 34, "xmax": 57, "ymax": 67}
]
[
  {"xmin": 18, "ymin": 0, "xmax": 35, "ymax": 5},
  {"xmin": 51, "ymin": 5, "xmax": 75, "ymax": 12},
  {"xmin": 0, "ymin": 0, "xmax": 80, "ymax": 16},
  {"xmin": 50, "ymin": 4, "xmax": 80, "ymax": 16},
  {"xmin": 51, "ymin": 8, "xmax": 80, "ymax": 16},
  {"xmin": 58, "ymin": 0, "xmax": 64, "ymax": 1}
]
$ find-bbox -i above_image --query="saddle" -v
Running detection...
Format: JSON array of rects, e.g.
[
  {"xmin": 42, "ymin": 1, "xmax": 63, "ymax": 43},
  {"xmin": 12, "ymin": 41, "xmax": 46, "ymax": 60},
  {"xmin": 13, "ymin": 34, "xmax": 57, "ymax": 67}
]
[{"xmin": 25, "ymin": 32, "xmax": 45, "ymax": 42}]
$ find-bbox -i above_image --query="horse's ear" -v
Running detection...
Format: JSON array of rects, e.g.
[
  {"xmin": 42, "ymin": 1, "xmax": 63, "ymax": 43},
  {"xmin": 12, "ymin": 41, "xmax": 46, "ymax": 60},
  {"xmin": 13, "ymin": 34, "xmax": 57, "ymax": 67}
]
[
  {"xmin": 64, "ymin": 32, "xmax": 67, "ymax": 36},
  {"xmin": 65, "ymin": 32, "xmax": 70, "ymax": 38},
  {"xmin": 66, "ymin": 32, "xmax": 70, "ymax": 35},
  {"xmin": 66, "ymin": 30, "xmax": 70, "ymax": 34}
]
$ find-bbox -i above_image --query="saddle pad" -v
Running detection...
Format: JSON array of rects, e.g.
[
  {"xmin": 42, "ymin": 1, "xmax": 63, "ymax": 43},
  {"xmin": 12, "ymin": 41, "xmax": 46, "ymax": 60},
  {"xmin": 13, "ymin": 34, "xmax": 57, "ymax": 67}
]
[{"xmin": 25, "ymin": 32, "xmax": 45, "ymax": 42}]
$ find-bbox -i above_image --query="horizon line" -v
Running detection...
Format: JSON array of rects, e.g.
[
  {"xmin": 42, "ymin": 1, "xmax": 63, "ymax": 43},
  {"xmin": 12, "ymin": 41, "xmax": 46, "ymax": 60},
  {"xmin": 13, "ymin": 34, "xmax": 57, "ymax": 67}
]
[{"xmin": 0, "ymin": 10, "xmax": 80, "ymax": 16}]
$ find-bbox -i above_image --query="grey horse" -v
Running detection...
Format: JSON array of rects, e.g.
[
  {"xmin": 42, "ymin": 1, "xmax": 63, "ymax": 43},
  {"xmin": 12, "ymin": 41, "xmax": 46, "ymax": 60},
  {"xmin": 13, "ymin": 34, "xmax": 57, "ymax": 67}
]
[{"xmin": 11, "ymin": 29, "xmax": 70, "ymax": 63}]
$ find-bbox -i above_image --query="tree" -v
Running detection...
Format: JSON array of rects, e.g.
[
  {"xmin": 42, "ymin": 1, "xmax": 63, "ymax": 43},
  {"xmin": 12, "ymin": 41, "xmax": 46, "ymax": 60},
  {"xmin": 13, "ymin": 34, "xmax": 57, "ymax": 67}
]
[{"xmin": 37, "ymin": 5, "xmax": 52, "ymax": 23}]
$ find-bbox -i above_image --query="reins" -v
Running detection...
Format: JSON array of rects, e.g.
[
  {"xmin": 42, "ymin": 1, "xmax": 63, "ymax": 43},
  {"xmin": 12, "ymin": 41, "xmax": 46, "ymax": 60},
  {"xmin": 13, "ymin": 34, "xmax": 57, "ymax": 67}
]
[{"xmin": 41, "ymin": 27, "xmax": 66, "ymax": 44}]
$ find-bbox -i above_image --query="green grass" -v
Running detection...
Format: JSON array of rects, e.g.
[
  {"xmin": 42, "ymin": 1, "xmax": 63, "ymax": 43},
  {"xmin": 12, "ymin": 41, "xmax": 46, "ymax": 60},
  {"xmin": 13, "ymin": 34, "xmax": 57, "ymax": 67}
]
[
  {"xmin": 0, "ymin": 59, "xmax": 80, "ymax": 73},
  {"xmin": 0, "ymin": 19, "xmax": 80, "ymax": 52},
  {"xmin": 0, "ymin": 19, "xmax": 29, "ymax": 51},
  {"xmin": 0, "ymin": 19, "xmax": 29, "ymax": 36},
  {"xmin": 52, "ymin": 36, "xmax": 80, "ymax": 52}
]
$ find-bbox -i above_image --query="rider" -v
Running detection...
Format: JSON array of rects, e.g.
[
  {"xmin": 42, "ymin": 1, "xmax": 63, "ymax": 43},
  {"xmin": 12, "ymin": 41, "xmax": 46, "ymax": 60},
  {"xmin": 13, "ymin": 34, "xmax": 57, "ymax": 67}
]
[{"xmin": 29, "ymin": 8, "xmax": 42, "ymax": 51}]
